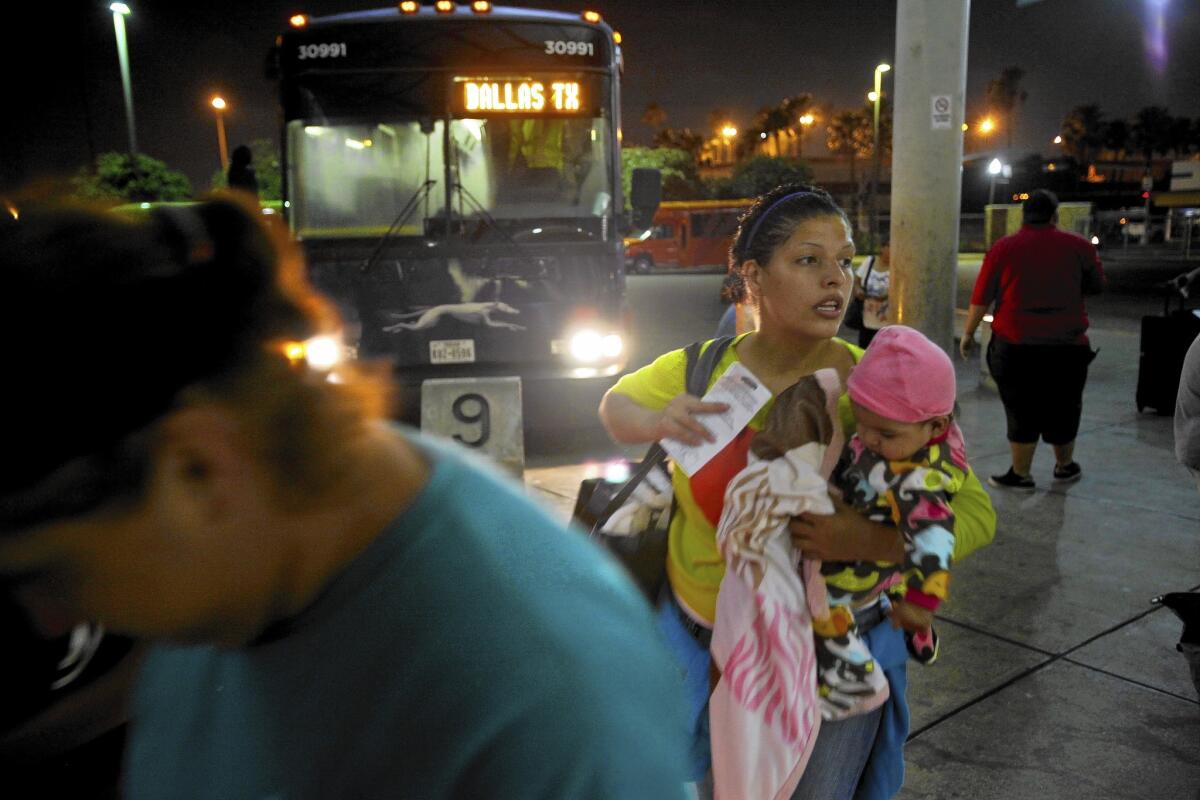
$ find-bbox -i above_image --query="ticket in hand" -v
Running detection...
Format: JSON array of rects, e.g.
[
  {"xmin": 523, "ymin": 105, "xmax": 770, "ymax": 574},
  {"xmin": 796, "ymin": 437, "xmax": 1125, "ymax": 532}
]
[{"xmin": 661, "ymin": 361, "xmax": 772, "ymax": 476}]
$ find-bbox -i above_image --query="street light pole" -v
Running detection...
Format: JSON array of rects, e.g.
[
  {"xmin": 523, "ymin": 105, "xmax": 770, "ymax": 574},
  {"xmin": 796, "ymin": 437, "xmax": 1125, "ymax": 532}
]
[
  {"xmin": 871, "ymin": 63, "xmax": 891, "ymax": 253},
  {"xmin": 987, "ymin": 157, "xmax": 1003, "ymax": 207},
  {"xmin": 110, "ymin": 3, "xmax": 137, "ymax": 156},
  {"xmin": 798, "ymin": 113, "xmax": 814, "ymax": 159},
  {"xmin": 211, "ymin": 96, "xmax": 230, "ymax": 173},
  {"xmin": 720, "ymin": 125, "xmax": 737, "ymax": 166},
  {"xmin": 1141, "ymin": 172, "xmax": 1153, "ymax": 245}
]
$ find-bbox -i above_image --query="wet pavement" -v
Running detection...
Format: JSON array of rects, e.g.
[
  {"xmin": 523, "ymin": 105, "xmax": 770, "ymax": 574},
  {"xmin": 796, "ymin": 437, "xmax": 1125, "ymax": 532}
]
[{"xmin": 522, "ymin": 310, "xmax": 1200, "ymax": 799}]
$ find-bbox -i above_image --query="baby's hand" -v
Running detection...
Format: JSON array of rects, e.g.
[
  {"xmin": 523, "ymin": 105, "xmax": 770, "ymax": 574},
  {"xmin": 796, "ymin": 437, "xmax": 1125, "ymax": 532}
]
[{"xmin": 889, "ymin": 600, "xmax": 934, "ymax": 634}]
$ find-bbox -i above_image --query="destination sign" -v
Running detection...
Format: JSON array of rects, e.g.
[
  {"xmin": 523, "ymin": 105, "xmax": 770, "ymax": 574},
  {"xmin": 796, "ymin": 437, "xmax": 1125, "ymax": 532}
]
[{"xmin": 453, "ymin": 77, "xmax": 589, "ymax": 116}]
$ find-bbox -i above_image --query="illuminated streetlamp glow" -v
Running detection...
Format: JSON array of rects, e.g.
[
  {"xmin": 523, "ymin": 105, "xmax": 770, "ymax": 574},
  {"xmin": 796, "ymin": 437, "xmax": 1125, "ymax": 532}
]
[
  {"xmin": 797, "ymin": 113, "xmax": 815, "ymax": 157},
  {"xmin": 1053, "ymin": 134, "xmax": 1063, "ymax": 144},
  {"xmin": 110, "ymin": 2, "xmax": 137, "ymax": 156},
  {"xmin": 210, "ymin": 95, "xmax": 229, "ymax": 172},
  {"xmin": 986, "ymin": 158, "xmax": 1006, "ymax": 206},
  {"xmin": 979, "ymin": 117, "xmax": 996, "ymax": 135},
  {"xmin": 716, "ymin": 124, "xmax": 738, "ymax": 164},
  {"xmin": 870, "ymin": 62, "xmax": 891, "ymax": 252}
]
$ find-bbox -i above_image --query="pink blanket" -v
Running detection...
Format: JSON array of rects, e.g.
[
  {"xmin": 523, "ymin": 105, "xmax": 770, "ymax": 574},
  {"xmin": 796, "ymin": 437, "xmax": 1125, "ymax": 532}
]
[{"xmin": 709, "ymin": 368, "xmax": 844, "ymax": 800}]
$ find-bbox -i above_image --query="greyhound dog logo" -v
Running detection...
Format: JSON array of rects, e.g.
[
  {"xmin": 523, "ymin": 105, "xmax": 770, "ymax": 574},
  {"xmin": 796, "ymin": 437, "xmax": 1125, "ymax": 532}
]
[{"xmin": 382, "ymin": 301, "xmax": 525, "ymax": 332}]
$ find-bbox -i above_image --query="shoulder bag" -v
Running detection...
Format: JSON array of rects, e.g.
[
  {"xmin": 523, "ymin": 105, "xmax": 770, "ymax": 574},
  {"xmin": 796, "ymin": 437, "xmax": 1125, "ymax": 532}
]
[{"xmin": 572, "ymin": 337, "xmax": 736, "ymax": 601}]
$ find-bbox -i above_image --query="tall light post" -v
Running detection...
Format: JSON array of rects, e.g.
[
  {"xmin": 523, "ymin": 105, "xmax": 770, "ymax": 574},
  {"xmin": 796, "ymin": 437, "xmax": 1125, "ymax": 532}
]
[
  {"xmin": 720, "ymin": 125, "xmax": 737, "ymax": 165},
  {"xmin": 110, "ymin": 3, "xmax": 137, "ymax": 156},
  {"xmin": 987, "ymin": 157, "xmax": 1003, "ymax": 206},
  {"xmin": 211, "ymin": 96, "xmax": 230, "ymax": 173},
  {"xmin": 870, "ymin": 62, "xmax": 891, "ymax": 252},
  {"xmin": 798, "ymin": 113, "xmax": 814, "ymax": 158}
]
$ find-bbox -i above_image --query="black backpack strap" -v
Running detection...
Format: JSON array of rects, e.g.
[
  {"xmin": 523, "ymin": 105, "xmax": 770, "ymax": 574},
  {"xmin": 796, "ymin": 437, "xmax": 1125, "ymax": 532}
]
[
  {"xmin": 590, "ymin": 336, "xmax": 736, "ymax": 533},
  {"xmin": 688, "ymin": 336, "xmax": 735, "ymax": 397}
]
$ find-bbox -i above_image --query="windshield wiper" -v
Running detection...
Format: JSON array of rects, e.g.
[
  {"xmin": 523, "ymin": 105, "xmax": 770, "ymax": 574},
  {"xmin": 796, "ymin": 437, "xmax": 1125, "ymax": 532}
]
[
  {"xmin": 360, "ymin": 179, "xmax": 437, "ymax": 274},
  {"xmin": 450, "ymin": 181, "xmax": 547, "ymax": 260}
]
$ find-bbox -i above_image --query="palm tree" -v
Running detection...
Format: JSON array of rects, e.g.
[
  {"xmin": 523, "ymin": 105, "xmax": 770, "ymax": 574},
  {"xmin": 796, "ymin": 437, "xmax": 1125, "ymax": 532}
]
[
  {"xmin": 1167, "ymin": 116, "xmax": 1194, "ymax": 157},
  {"xmin": 781, "ymin": 93, "xmax": 814, "ymax": 157},
  {"xmin": 641, "ymin": 102, "xmax": 667, "ymax": 132},
  {"xmin": 653, "ymin": 128, "xmax": 705, "ymax": 160},
  {"xmin": 1131, "ymin": 106, "xmax": 1173, "ymax": 167},
  {"xmin": 1103, "ymin": 119, "xmax": 1130, "ymax": 160},
  {"xmin": 985, "ymin": 66, "xmax": 1028, "ymax": 151},
  {"xmin": 754, "ymin": 104, "xmax": 792, "ymax": 158},
  {"xmin": 705, "ymin": 108, "xmax": 737, "ymax": 164},
  {"xmin": 827, "ymin": 109, "xmax": 873, "ymax": 221},
  {"xmin": 1060, "ymin": 104, "xmax": 1105, "ymax": 167},
  {"xmin": 707, "ymin": 108, "xmax": 734, "ymax": 137}
]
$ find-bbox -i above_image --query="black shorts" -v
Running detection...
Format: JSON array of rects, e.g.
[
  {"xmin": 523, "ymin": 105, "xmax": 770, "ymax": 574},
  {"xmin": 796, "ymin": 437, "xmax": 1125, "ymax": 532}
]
[{"xmin": 987, "ymin": 337, "xmax": 1097, "ymax": 445}]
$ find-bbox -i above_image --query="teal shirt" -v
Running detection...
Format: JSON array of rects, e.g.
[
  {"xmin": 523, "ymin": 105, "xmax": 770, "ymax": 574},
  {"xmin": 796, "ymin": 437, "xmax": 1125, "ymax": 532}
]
[{"xmin": 126, "ymin": 433, "xmax": 691, "ymax": 799}]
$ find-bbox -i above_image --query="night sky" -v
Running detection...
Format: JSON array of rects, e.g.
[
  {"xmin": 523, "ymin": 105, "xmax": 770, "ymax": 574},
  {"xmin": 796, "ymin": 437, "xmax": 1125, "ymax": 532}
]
[{"xmin": 6, "ymin": 0, "xmax": 1199, "ymax": 193}]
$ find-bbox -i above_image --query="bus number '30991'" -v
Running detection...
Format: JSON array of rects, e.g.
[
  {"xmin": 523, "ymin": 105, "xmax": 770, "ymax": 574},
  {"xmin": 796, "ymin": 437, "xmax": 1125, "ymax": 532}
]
[
  {"xmin": 298, "ymin": 43, "xmax": 348, "ymax": 59},
  {"xmin": 544, "ymin": 40, "xmax": 593, "ymax": 56}
]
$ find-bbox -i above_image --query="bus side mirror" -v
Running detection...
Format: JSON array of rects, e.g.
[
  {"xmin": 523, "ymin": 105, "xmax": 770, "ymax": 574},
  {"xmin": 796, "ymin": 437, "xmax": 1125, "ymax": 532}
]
[{"xmin": 630, "ymin": 168, "xmax": 662, "ymax": 231}]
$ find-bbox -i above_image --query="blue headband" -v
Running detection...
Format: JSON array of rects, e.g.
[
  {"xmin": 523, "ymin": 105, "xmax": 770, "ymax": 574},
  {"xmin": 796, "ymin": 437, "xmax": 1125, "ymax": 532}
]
[{"xmin": 744, "ymin": 190, "xmax": 819, "ymax": 252}]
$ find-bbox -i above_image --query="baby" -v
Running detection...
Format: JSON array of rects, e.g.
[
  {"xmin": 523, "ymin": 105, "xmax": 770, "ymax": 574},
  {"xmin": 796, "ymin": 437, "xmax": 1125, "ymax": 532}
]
[{"xmin": 816, "ymin": 325, "xmax": 967, "ymax": 720}]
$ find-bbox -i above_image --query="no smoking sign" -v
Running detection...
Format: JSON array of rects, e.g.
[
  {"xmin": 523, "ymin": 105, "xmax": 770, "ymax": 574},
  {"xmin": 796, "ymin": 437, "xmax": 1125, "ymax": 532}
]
[{"xmin": 931, "ymin": 95, "xmax": 953, "ymax": 129}]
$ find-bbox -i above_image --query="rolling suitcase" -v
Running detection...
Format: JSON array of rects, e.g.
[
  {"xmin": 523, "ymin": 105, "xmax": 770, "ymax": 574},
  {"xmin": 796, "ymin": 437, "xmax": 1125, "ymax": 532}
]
[{"xmin": 1136, "ymin": 287, "xmax": 1200, "ymax": 414}]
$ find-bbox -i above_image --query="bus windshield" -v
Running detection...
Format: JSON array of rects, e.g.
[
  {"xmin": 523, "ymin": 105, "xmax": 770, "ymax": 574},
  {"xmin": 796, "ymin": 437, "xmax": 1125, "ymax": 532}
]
[{"xmin": 287, "ymin": 114, "xmax": 613, "ymax": 239}]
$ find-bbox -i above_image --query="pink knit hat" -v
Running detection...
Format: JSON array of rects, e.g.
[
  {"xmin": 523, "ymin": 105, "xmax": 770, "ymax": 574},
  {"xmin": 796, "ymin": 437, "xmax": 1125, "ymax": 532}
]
[{"xmin": 846, "ymin": 326, "xmax": 957, "ymax": 422}]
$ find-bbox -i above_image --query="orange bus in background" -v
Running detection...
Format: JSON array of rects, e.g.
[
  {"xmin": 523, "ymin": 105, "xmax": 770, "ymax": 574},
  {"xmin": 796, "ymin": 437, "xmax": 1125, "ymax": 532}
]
[{"xmin": 624, "ymin": 199, "xmax": 753, "ymax": 273}]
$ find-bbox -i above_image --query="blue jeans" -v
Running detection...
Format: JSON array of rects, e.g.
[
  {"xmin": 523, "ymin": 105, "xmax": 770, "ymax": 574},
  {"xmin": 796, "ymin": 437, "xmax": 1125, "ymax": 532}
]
[
  {"xmin": 655, "ymin": 592, "xmax": 714, "ymax": 780},
  {"xmin": 659, "ymin": 591, "xmax": 909, "ymax": 797},
  {"xmin": 854, "ymin": 623, "xmax": 909, "ymax": 800},
  {"xmin": 789, "ymin": 706, "xmax": 882, "ymax": 800},
  {"xmin": 791, "ymin": 599, "xmax": 899, "ymax": 800}
]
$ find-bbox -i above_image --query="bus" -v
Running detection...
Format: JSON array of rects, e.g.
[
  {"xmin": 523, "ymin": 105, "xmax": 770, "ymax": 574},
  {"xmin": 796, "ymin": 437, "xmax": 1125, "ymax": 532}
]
[
  {"xmin": 624, "ymin": 199, "xmax": 753, "ymax": 273},
  {"xmin": 270, "ymin": 4, "xmax": 656, "ymax": 428}
]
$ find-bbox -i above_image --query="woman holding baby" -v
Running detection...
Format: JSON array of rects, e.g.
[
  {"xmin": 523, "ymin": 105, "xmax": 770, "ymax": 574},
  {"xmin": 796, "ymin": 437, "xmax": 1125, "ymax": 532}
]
[{"xmin": 598, "ymin": 184, "xmax": 996, "ymax": 799}]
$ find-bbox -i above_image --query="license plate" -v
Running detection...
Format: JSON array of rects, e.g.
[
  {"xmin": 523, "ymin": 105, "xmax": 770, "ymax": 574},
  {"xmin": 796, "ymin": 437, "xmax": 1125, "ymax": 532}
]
[{"xmin": 430, "ymin": 339, "xmax": 475, "ymax": 364}]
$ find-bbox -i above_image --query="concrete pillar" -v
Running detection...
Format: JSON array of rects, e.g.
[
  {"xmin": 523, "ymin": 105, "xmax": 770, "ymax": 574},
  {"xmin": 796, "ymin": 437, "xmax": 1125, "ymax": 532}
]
[{"xmin": 889, "ymin": 0, "xmax": 971, "ymax": 354}]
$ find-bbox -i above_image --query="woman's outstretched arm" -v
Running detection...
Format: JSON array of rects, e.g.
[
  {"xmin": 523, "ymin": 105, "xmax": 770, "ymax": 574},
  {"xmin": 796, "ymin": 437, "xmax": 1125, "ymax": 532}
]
[{"xmin": 599, "ymin": 389, "xmax": 729, "ymax": 447}]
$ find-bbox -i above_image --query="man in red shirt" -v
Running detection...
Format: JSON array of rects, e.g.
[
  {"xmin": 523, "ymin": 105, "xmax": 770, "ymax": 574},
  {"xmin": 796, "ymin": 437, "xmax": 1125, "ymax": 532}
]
[{"xmin": 961, "ymin": 190, "xmax": 1105, "ymax": 490}]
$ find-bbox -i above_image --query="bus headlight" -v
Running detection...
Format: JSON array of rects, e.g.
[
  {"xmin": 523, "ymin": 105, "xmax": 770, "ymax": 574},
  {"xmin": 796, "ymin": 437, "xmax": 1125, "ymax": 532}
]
[
  {"xmin": 304, "ymin": 335, "xmax": 343, "ymax": 371},
  {"xmin": 282, "ymin": 334, "xmax": 346, "ymax": 372},
  {"xmin": 568, "ymin": 329, "xmax": 623, "ymax": 363}
]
